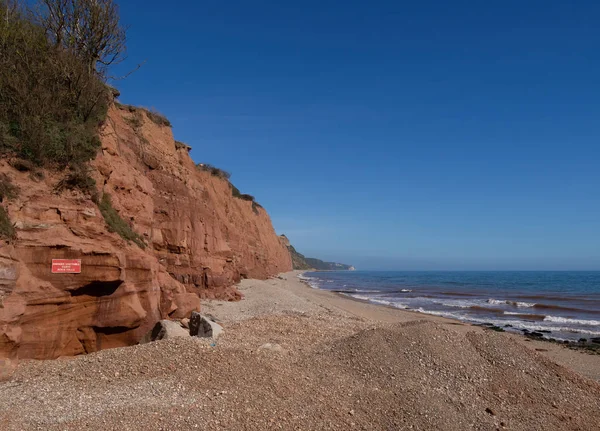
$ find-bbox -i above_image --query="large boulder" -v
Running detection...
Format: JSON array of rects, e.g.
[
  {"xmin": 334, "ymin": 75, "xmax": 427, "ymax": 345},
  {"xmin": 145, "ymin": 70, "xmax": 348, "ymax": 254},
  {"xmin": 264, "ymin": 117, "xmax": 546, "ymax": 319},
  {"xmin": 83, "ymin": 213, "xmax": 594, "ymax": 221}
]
[
  {"xmin": 139, "ymin": 320, "xmax": 189, "ymax": 344},
  {"xmin": 189, "ymin": 312, "xmax": 223, "ymax": 339}
]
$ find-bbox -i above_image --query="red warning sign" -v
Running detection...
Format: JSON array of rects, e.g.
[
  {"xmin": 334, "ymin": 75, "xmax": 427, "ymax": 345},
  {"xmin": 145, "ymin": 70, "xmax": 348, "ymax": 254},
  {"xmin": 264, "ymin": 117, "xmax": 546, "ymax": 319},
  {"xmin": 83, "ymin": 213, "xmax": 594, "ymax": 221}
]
[{"xmin": 51, "ymin": 259, "xmax": 81, "ymax": 274}]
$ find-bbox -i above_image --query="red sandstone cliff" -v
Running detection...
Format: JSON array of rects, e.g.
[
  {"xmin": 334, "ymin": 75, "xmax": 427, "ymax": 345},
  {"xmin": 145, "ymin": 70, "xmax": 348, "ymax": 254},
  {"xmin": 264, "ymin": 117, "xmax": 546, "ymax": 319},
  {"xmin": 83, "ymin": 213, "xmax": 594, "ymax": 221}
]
[{"xmin": 0, "ymin": 105, "xmax": 292, "ymax": 359}]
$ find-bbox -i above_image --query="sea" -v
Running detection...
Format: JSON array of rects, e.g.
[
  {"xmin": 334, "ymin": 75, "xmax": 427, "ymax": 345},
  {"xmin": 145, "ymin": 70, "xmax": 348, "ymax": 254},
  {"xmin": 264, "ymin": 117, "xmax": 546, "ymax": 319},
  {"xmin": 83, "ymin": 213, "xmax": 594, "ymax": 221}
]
[{"xmin": 299, "ymin": 271, "xmax": 600, "ymax": 341}]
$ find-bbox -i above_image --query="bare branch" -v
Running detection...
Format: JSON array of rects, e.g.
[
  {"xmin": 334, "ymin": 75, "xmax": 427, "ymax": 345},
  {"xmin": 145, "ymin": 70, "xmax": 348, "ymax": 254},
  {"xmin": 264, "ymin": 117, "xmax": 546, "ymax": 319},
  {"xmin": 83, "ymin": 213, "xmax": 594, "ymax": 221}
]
[
  {"xmin": 36, "ymin": 0, "xmax": 127, "ymax": 73},
  {"xmin": 107, "ymin": 59, "xmax": 147, "ymax": 82}
]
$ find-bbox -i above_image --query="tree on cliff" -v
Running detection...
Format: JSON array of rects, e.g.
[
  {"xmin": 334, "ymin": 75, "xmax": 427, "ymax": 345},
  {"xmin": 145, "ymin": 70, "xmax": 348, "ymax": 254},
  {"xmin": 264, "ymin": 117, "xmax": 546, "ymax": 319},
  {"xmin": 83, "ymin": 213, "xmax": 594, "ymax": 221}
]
[
  {"xmin": 36, "ymin": 0, "xmax": 127, "ymax": 73},
  {"xmin": 0, "ymin": 0, "xmax": 126, "ymax": 167}
]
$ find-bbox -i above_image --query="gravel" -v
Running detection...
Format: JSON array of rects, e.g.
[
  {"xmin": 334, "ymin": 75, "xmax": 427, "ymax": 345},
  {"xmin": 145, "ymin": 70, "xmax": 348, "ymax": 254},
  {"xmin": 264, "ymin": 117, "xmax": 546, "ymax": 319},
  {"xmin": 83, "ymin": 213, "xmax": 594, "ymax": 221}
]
[{"xmin": 1, "ymin": 272, "xmax": 599, "ymax": 430}]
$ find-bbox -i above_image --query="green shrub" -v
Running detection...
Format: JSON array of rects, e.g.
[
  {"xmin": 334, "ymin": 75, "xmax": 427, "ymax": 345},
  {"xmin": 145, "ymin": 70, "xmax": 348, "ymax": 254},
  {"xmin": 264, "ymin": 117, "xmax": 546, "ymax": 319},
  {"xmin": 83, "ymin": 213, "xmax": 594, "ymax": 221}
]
[
  {"xmin": 54, "ymin": 166, "xmax": 97, "ymax": 197},
  {"xmin": 115, "ymin": 103, "xmax": 137, "ymax": 113},
  {"xmin": 251, "ymin": 201, "xmax": 262, "ymax": 215},
  {"xmin": 197, "ymin": 163, "xmax": 231, "ymax": 180},
  {"xmin": 0, "ymin": 2, "xmax": 109, "ymax": 168},
  {"xmin": 239, "ymin": 193, "xmax": 255, "ymax": 201},
  {"xmin": 145, "ymin": 109, "xmax": 172, "ymax": 127},
  {"xmin": 29, "ymin": 170, "xmax": 45, "ymax": 182},
  {"xmin": 0, "ymin": 174, "xmax": 18, "ymax": 202},
  {"xmin": 230, "ymin": 183, "xmax": 242, "ymax": 198},
  {"xmin": 175, "ymin": 140, "xmax": 191, "ymax": 151},
  {"xmin": 9, "ymin": 159, "xmax": 34, "ymax": 172},
  {"xmin": 0, "ymin": 206, "xmax": 15, "ymax": 241},
  {"xmin": 125, "ymin": 111, "xmax": 143, "ymax": 130},
  {"xmin": 99, "ymin": 193, "xmax": 145, "ymax": 248}
]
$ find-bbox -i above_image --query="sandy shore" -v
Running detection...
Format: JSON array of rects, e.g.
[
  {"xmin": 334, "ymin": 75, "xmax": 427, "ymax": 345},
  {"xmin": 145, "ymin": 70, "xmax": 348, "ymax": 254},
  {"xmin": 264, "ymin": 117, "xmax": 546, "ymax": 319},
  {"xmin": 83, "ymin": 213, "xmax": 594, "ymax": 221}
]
[
  {"xmin": 209, "ymin": 271, "xmax": 600, "ymax": 382},
  {"xmin": 1, "ymin": 271, "xmax": 600, "ymax": 430}
]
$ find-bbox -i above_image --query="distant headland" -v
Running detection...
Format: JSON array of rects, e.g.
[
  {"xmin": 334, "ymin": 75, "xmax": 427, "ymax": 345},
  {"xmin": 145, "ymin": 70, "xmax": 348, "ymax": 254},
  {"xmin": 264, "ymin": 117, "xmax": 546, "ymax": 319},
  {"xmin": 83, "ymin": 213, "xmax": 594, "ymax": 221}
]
[{"xmin": 279, "ymin": 235, "xmax": 355, "ymax": 271}]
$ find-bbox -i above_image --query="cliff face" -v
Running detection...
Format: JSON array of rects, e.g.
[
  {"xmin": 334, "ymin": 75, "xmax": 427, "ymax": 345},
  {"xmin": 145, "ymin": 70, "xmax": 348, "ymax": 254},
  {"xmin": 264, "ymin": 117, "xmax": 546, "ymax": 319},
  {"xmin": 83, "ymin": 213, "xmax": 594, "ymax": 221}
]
[
  {"xmin": 279, "ymin": 235, "xmax": 353, "ymax": 271},
  {"xmin": 0, "ymin": 105, "xmax": 291, "ymax": 359},
  {"xmin": 279, "ymin": 235, "xmax": 311, "ymax": 270}
]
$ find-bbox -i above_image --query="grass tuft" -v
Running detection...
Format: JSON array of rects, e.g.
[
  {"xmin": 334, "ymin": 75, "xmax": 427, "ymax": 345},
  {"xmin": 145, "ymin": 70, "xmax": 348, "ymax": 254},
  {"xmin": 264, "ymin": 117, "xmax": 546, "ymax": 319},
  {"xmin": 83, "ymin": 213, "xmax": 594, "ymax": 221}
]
[
  {"xmin": 99, "ymin": 193, "xmax": 145, "ymax": 248},
  {"xmin": 0, "ymin": 206, "xmax": 15, "ymax": 241},
  {"xmin": 197, "ymin": 163, "xmax": 231, "ymax": 180},
  {"xmin": 0, "ymin": 174, "xmax": 18, "ymax": 202}
]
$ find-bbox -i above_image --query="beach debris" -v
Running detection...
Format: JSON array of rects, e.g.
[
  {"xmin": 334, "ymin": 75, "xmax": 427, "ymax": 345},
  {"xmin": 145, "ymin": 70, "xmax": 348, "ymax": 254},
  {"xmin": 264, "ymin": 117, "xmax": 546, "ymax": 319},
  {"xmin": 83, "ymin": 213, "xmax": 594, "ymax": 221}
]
[
  {"xmin": 139, "ymin": 320, "xmax": 190, "ymax": 343},
  {"xmin": 257, "ymin": 343, "xmax": 284, "ymax": 353},
  {"xmin": 485, "ymin": 407, "xmax": 496, "ymax": 416},
  {"xmin": 189, "ymin": 312, "xmax": 223, "ymax": 339}
]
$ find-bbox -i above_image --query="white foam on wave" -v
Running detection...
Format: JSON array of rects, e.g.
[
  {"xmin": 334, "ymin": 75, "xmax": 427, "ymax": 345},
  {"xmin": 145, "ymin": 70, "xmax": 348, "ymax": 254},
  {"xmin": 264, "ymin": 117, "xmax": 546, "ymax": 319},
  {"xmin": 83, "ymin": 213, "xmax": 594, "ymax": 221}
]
[
  {"xmin": 297, "ymin": 273, "xmax": 320, "ymax": 289},
  {"xmin": 487, "ymin": 299, "xmax": 505, "ymax": 306},
  {"xmin": 437, "ymin": 298, "xmax": 480, "ymax": 309},
  {"xmin": 413, "ymin": 308, "xmax": 461, "ymax": 319},
  {"xmin": 487, "ymin": 299, "xmax": 535, "ymax": 308},
  {"xmin": 465, "ymin": 316, "xmax": 600, "ymax": 336},
  {"xmin": 348, "ymin": 294, "xmax": 408, "ymax": 309},
  {"xmin": 400, "ymin": 289, "xmax": 412, "ymax": 293},
  {"xmin": 543, "ymin": 316, "xmax": 600, "ymax": 326}
]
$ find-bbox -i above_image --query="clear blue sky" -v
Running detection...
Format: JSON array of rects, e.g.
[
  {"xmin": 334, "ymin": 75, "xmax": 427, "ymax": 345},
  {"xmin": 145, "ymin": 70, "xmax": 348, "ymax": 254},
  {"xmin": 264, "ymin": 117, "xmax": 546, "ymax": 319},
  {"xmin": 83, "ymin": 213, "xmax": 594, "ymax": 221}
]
[{"xmin": 113, "ymin": 0, "xmax": 600, "ymax": 270}]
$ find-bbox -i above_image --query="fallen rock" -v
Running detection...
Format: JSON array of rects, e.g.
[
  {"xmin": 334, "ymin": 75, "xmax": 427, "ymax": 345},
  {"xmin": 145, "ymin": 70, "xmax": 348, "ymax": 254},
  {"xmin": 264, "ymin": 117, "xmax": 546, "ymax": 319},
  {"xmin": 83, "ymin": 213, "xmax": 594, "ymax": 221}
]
[
  {"xmin": 180, "ymin": 318, "xmax": 190, "ymax": 329},
  {"xmin": 189, "ymin": 312, "xmax": 222, "ymax": 339},
  {"xmin": 139, "ymin": 320, "xmax": 190, "ymax": 344},
  {"xmin": 0, "ymin": 358, "xmax": 15, "ymax": 381}
]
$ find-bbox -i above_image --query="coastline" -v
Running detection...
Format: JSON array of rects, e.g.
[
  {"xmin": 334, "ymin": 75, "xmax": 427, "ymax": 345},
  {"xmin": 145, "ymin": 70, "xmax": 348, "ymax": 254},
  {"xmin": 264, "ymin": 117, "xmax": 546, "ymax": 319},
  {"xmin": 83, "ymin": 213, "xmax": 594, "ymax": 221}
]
[
  {"xmin": 290, "ymin": 270, "xmax": 600, "ymax": 381},
  {"xmin": 2, "ymin": 270, "xmax": 600, "ymax": 429}
]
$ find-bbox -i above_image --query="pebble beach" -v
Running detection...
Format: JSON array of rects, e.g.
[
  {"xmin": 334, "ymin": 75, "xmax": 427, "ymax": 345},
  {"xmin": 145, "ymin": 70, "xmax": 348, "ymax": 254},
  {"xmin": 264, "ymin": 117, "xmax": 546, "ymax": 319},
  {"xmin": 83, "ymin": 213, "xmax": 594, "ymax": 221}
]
[{"xmin": 1, "ymin": 271, "xmax": 599, "ymax": 430}]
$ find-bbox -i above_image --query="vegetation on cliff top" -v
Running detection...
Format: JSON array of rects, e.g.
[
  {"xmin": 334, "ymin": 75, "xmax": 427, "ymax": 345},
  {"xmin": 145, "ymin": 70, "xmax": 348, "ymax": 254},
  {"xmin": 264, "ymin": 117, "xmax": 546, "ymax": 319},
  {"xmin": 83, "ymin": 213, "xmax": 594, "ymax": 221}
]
[
  {"xmin": 0, "ymin": 0, "xmax": 126, "ymax": 168},
  {"xmin": 0, "ymin": 0, "xmax": 148, "ymax": 245},
  {"xmin": 197, "ymin": 163, "xmax": 263, "ymax": 214}
]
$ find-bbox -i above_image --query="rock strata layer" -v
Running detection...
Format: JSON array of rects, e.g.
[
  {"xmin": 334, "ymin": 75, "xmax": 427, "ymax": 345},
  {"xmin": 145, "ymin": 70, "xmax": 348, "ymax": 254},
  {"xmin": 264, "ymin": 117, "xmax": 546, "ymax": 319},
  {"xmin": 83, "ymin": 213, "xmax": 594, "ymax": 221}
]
[{"xmin": 0, "ymin": 105, "xmax": 291, "ymax": 359}]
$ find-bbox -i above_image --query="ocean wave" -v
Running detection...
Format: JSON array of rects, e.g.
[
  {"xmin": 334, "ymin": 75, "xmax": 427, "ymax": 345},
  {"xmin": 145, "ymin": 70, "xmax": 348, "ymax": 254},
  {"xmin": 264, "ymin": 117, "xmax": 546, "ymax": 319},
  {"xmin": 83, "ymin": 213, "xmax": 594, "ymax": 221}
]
[
  {"xmin": 543, "ymin": 316, "xmax": 600, "ymax": 326},
  {"xmin": 501, "ymin": 311, "xmax": 546, "ymax": 321},
  {"xmin": 438, "ymin": 299, "xmax": 478, "ymax": 309},
  {"xmin": 487, "ymin": 299, "xmax": 536, "ymax": 308},
  {"xmin": 413, "ymin": 308, "xmax": 461, "ymax": 319},
  {"xmin": 468, "ymin": 305, "xmax": 506, "ymax": 314},
  {"xmin": 348, "ymin": 294, "xmax": 408, "ymax": 309},
  {"xmin": 462, "ymin": 316, "xmax": 600, "ymax": 335},
  {"xmin": 333, "ymin": 288, "xmax": 383, "ymax": 294},
  {"xmin": 439, "ymin": 291, "xmax": 479, "ymax": 297},
  {"xmin": 297, "ymin": 274, "xmax": 320, "ymax": 289},
  {"xmin": 532, "ymin": 303, "xmax": 592, "ymax": 313}
]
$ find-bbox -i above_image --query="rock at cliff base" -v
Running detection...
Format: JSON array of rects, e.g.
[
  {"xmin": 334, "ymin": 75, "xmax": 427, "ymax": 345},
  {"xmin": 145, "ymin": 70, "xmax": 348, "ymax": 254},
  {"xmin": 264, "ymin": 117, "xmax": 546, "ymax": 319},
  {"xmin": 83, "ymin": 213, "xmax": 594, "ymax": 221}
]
[
  {"xmin": 180, "ymin": 318, "xmax": 190, "ymax": 329},
  {"xmin": 139, "ymin": 320, "xmax": 190, "ymax": 344},
  {"xmin": 189, "ymin": 312, "xmax": 223, "ymax": 339},
  {"xmin": 0, "ymin": 359, "xmax": 16, "ymax": 381}
]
